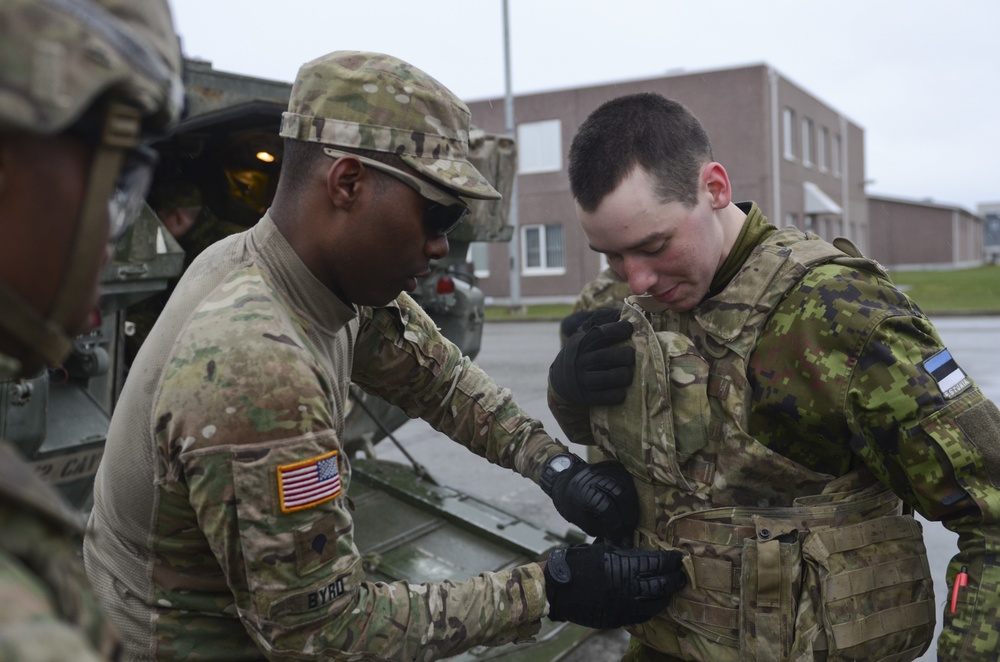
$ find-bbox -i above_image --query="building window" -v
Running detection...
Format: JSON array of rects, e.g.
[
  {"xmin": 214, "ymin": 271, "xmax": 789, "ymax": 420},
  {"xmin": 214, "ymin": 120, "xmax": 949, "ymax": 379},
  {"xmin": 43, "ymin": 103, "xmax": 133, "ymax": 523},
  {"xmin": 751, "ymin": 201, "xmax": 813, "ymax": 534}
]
[
  {"xmin": 468, "ymin": 242, "xmax": 490, "ymax": 278},
  {"xmin": 801, "ymin": 118, "xmax": 813, "ymax": 167},
  {"xmin": 782, "ymin": 108, "xmax": 795, "ymax": 160},
  {"xmin": 522, "ymin": 223, "xmax": 565, "ymax": 274},
  {"xmin": 832, "ymin": 134, "xmax": 842, "ymax": 176},
  {"xmin": 517, "ymin": 119, "xmax": 562, "ymax": 174},
  {"xmin": 817, "ymin": 126, "xmax": 828, "ymax": 171}
]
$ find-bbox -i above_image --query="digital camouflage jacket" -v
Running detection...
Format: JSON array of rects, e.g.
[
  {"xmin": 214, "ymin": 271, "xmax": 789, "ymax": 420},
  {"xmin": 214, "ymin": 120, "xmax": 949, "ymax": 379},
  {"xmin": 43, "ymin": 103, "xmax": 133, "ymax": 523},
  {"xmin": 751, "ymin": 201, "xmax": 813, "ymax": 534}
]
[
  {"xmin": 85, "ymin": 215, "xmax": 566, "ymax": 661},
  {"xmin": 551, "ymin": 203, "xmax": 1000, "ymax": 661}
]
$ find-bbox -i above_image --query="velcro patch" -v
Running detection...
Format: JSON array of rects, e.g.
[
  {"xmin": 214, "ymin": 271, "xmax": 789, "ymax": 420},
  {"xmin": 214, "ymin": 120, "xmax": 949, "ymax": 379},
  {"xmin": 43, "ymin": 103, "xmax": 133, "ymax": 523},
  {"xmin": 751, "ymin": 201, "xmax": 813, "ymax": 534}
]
[
  {"xmin": 277, "ymin": 450, "xmax": 341, "ymax": 513},
  {"xmin": 923, "ymin": 349, "xmax": 971, "ymax": 400}
]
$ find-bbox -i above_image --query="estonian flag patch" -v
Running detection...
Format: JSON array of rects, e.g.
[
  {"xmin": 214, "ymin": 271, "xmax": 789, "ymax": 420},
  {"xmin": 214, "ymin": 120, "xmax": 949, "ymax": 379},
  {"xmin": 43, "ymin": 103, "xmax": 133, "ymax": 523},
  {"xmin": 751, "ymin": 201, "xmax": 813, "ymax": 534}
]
[{"xmin": 923, "ymin": 349, "xmax": 972, "ymax": 400}]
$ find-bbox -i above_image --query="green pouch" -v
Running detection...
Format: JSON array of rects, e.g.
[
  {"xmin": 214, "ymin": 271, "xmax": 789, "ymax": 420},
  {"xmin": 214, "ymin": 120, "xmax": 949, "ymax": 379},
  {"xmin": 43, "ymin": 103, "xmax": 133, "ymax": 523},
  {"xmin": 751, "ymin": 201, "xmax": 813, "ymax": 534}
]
[{"xmin": 801, "ymin": 515, "xmax": 935, "ymax": 661}]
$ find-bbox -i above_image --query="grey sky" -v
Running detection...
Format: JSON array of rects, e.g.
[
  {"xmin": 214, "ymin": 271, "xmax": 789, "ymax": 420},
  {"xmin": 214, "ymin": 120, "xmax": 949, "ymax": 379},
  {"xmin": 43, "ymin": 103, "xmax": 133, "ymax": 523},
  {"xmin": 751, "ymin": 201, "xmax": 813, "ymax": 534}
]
[{"xmin": 170, "ymin": 0, "xmax": 999, "ymax": 211}]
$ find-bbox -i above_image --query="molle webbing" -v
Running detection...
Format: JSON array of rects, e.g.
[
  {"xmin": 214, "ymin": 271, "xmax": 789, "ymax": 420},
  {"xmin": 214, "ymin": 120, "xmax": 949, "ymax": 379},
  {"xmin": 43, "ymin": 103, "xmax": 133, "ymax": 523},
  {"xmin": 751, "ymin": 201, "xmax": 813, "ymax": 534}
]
[
  {"xmin": 803, "ymin": 516, "xmax": 935, "ymax": 652},
  {"xmin": 663, "ymin": 481, "xmax": 904, "ymax": 614},
  {"xmin": 637, "ymin": 494, "xmax": 934, "ymax": 660}
]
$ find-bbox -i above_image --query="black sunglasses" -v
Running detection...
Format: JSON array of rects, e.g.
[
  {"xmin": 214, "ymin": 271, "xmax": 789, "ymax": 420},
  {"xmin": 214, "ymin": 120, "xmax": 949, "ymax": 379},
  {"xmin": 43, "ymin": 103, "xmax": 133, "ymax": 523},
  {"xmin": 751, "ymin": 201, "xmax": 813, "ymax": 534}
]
[{"xmin": 323, "ymin": 147, "xmax": 469, "ymax": 236}]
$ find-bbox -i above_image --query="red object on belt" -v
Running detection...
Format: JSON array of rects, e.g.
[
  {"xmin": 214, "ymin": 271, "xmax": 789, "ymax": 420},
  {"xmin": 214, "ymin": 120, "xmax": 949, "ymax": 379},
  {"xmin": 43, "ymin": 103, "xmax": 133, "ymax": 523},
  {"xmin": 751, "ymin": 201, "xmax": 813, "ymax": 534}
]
[{"xmin": 950, "ymin": 565, "xmax": 969, "ymax": 614}]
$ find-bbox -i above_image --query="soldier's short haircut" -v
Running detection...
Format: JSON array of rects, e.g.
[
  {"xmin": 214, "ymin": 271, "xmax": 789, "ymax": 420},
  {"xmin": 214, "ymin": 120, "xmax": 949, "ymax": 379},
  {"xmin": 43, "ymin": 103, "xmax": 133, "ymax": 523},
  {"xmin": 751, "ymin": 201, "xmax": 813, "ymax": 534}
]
[
  {"xmin": 569, "ymin": 93, "xmax": 714, "ymax": 212},
  {"xmin": 279, "ymin": 138, "xmax": 407, "ymax": 198}
]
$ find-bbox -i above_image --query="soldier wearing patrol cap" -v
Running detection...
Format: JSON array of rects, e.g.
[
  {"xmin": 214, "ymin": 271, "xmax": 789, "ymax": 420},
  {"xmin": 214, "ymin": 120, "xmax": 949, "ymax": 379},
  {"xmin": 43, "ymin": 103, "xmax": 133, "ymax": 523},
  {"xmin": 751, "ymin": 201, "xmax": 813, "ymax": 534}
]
[
  {"xmin": 550, "ymin": 92, "xmax": 1000, "ymax": 661},
  {"xmin": 85, "ymin": 51, "xmax": 687, "ymax": 660},
  {"xmin": 0, "ymin": 0, "xmax": 183, "ymax": 659}
]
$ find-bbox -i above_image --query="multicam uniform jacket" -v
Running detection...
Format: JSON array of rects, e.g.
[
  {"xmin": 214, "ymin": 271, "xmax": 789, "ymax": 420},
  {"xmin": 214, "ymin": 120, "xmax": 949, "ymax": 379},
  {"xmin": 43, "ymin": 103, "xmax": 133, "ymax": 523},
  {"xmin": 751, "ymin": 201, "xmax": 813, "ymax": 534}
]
[
  {"xmin": 1, "ymin": 353, "xmax": 121, "ymax": 662},
  {"xmin": 551, "ymin": 203, "xmax": 1000, "ymax": 661},
  {"xmin": 85, "ymin": 215, "xmax": 565, "ymax": 661},
  {"xmin": 571, "ymin": 267, "xmax": 633, "ymax": 315}
]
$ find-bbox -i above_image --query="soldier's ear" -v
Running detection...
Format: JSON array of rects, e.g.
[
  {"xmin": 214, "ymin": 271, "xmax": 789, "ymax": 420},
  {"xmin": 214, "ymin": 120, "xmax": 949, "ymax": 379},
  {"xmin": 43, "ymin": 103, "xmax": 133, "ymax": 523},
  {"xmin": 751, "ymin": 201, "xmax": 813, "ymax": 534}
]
[
  {"xmin": 703, "ymin": 162, "xmax": 732, "ymax": 210},
  {"xmin": 325, "ymin": 155, "xmax": 364, "ymax": 211}
]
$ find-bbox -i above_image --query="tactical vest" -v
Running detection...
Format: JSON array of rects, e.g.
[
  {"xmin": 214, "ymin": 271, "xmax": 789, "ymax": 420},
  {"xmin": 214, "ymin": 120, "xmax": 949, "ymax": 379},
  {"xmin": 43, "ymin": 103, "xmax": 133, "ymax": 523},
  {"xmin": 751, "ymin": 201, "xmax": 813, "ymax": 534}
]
[{"xmin": 590, "ymin": 228, "xmax": 935, "ymax": 661}]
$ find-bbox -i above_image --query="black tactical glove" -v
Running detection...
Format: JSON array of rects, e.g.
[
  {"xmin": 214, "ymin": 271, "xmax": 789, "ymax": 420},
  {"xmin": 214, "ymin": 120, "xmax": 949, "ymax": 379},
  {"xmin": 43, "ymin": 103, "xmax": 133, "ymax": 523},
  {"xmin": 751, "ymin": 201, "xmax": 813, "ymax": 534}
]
[
  {"xmin": 543, "ymin": 543, "xmax": 686, "ymax": 630},
  {"xmin": 550, "ymin": 308, "xmax": 635, "ymax": 406},
  {"xmin": 540, "ymin": 453, "xmax": 639, "ymax": 546}
]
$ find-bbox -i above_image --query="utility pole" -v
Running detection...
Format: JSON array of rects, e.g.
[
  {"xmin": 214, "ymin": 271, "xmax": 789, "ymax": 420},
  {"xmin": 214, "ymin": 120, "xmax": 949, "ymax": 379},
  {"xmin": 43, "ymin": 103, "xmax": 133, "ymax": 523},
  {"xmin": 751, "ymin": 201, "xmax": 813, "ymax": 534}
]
[{"xmin": 502, "ymin": 0, "xmax": 522, "ymax": 311}]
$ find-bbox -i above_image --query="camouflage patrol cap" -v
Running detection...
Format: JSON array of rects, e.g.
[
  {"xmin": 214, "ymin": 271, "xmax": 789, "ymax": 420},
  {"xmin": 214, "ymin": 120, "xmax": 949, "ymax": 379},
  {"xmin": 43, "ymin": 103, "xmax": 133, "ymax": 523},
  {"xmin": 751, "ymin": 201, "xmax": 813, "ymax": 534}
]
[
  {"xmin": 280, "ymin": 51, "xmax": 501, "ymax": 200},
  {"xmin": 0, "ymin": 0, "xmax": 184, "ymax": 135}
]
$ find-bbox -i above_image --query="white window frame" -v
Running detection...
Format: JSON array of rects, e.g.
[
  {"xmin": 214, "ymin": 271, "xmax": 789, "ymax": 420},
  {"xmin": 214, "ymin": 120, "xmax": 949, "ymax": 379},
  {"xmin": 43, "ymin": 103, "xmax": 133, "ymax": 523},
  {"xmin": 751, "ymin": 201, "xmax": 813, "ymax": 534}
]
[
  {"xmin": 801, "ymin": 117, "xmax": 813, "ymax": 167},
  {"xmin": 467, "ymin": 242, "xmax": 490, "ymax": 279},
  {"xmin": 832, "ymin": 134, "xmax": 842, "ymax": 176},
  {"xmin": 517, "ymin": 119, "xmax": 562, "ymax": 174},
  {"xmin": 817, "ymin": 126, "xmax": 828, "ymax": 172},
  {"xmin": 521, "ymin": 223, "xmax": 566, "ymax": 275},
  {"xmin": 782, "ymin": 108, "xmax": 796, "ymax": 161}
]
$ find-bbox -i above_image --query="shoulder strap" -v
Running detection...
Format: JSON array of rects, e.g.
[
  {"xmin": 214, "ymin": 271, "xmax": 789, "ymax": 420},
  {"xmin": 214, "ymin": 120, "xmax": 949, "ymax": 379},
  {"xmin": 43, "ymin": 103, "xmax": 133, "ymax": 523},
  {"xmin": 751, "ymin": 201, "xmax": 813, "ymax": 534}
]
[{"xmin": 695, "ymin": 227, "xmax": 847, "ymax": 348}]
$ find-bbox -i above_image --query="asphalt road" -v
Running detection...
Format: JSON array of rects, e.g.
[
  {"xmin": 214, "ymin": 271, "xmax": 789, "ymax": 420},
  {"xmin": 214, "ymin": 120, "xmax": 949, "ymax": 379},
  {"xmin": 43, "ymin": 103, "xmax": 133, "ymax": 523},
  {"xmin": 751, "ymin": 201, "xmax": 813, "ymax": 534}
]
[{"xmin": 379, "ymin": 316, "xmax": 1000, "ymax": 661}]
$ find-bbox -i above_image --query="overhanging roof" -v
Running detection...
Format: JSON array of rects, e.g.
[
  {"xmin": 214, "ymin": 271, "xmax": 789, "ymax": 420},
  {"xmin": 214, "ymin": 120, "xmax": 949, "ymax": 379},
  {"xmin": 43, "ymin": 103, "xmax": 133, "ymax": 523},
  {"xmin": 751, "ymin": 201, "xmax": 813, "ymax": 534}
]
[{"xmin": 804, "ymin": 181, "xmax": 842, "ymax": 215}]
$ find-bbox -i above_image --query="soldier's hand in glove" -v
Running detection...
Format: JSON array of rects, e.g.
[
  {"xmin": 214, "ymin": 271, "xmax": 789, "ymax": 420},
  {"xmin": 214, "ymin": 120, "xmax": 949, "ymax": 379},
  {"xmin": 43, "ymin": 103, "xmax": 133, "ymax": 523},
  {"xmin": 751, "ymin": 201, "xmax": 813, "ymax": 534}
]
[
  {"xmin": 543, "ymin": 543, "xmax": 686, "ymax": 630},
  {"xmin": 550, "ymin": 308, "xmax": 635, "ymax": 406},
  {"xmin": 540, "ymin": 453, "xmax": 639, "ymax": 546}
]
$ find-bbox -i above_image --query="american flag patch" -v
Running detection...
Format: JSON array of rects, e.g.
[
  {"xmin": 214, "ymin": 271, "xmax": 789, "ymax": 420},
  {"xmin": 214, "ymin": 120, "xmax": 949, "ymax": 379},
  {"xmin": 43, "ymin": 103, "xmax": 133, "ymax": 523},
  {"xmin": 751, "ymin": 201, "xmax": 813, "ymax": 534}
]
[
  {"xmin": 277, "ymin": 451, "xmax": 342, "ymax": 513},
  {"xmin": 924, "ymin": 349, "xmax": 971, "ymax": 400}
]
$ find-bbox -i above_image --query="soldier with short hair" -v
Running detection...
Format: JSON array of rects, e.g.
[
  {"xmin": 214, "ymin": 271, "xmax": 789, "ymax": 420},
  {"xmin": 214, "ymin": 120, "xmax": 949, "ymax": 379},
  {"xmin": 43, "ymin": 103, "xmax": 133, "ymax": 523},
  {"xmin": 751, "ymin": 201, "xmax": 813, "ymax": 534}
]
[
  {"xmin": 0, "ymin": 0, "xmax": 184, "ymax": 658},
  {"xmin": 549, "ymin": 92, "xmax": 1000, "ymax": 661},
  {"xmin": 85, "ymin": 51, "xmax": 687, "ymax": 660}
]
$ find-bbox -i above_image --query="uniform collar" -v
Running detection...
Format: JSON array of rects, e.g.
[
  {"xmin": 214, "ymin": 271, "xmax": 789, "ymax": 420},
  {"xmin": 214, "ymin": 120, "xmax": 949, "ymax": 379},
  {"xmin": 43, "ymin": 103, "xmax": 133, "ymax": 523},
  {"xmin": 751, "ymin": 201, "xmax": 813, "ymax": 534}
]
[
  {"xmin": 249, "ymin": 213, "xmax": 357, "ymax": 334},
  {"xmin": 709, "ymin": 202, "xmax": 777, "ymax": 297}
]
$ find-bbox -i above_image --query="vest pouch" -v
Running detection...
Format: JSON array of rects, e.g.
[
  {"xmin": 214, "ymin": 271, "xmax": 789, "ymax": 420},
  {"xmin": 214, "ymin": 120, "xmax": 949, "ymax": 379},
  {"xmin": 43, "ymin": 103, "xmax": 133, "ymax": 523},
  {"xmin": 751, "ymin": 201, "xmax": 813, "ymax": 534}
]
[
  {"xmin": 660, "ymin": 331, "xmax": 713, "ymax": 464},
  {"xmin": 629, "ymin": 512, "xmax": 804, "ymax": 662},
  {"xmin": 801, "ymin": 515, "xmax": 936, "ymax": 661},
  {"xmin": 592, "ymin": 303, "xmax": 713, "ymax": 492},
  {"xmin": 738, "ymin": 519, "xmax": 803, "ymax": 661}
]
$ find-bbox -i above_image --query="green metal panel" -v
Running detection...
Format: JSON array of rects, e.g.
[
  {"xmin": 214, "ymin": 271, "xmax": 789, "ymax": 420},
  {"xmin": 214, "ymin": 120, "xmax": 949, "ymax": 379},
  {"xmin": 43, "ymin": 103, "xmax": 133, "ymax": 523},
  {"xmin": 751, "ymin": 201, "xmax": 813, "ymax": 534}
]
[{"xmin": 350, "ymin": 459, "xmax": 594, "ymax": 661}]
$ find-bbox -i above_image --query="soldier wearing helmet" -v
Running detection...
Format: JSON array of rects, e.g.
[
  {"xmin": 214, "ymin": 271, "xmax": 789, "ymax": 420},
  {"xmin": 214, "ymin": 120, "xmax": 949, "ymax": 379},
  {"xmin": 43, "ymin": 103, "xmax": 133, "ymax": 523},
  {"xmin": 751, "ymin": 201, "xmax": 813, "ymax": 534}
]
[
  {"xmin": 0, "ymin": 0, "xmax": 183, "ymax": 658},
  {"xmin": 85, "ymin": 50, "xmax": 688, "ymax": 660}
]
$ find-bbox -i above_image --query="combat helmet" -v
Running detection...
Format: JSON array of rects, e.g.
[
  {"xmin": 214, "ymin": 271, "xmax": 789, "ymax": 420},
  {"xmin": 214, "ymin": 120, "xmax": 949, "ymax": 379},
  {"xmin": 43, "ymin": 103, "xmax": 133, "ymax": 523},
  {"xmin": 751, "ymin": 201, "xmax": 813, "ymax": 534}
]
[
  {"xmin": 0, "ymin": 0, "xmax": 184, "ymax": 373},
  {"xmin": 0, "ymin": 0, "xmax": 183, "ymax": 135}
]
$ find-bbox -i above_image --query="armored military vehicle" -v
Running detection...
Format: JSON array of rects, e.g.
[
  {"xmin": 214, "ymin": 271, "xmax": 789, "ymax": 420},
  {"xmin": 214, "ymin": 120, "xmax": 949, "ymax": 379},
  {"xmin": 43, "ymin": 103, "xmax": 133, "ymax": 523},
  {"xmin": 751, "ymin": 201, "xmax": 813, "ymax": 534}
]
[{"xmin": 1, "ymin": 59, "xmax": 597, "ymax": 660}]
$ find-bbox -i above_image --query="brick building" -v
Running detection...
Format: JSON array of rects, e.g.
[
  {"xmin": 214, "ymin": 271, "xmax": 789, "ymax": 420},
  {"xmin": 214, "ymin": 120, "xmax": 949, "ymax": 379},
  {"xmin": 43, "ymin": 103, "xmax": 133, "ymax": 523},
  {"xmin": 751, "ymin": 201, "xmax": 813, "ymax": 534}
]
[{"xmin": 868, "ymin": 196, "xmax": 984, "ymax": 270}]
